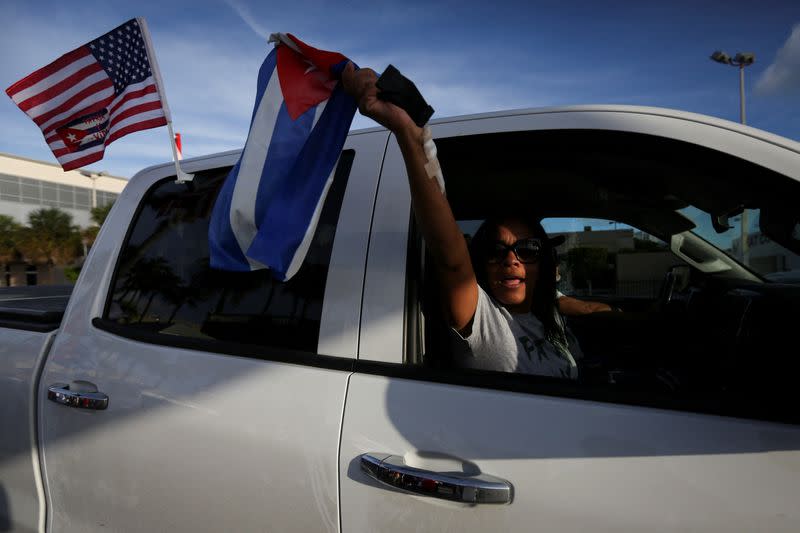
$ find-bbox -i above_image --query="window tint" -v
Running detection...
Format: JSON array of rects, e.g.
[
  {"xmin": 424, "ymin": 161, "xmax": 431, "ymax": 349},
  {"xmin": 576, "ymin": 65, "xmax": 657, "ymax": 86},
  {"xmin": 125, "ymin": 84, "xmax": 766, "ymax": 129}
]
[
  {"xmin": 105, "ymin": 150, "xmax": 354, "ymax": 354},
  {"xmin": 680, "ymin": 206, "xmax": 800, "ymax": 283},
  {"xmin": 541, "ymin": 218, "xmax": 675, "ymax": 300},
  {"xmin": 414, "ymin": 129, "xmax": 800, "ymax": 423}
]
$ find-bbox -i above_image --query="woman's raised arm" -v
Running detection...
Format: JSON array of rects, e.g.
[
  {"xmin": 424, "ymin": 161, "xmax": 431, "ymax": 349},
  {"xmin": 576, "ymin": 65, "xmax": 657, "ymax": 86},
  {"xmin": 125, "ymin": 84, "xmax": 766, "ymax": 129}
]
[{"xmin": 342, "ymin": 63, "xmax": 477, "ymax": 330}]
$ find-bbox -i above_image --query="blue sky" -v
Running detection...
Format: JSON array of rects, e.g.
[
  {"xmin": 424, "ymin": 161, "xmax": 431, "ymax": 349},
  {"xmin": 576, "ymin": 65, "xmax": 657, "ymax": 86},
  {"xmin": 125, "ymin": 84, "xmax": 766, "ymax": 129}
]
[{"xmin": 2, "ymin": 0, "xmax": 799, "ymax": 178}]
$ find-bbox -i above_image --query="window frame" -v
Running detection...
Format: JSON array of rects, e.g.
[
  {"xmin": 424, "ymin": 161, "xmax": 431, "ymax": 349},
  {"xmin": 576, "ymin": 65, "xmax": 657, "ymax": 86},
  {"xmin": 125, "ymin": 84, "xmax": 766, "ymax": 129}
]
[
  {"xmin": 357, "ymin": 111, "xmax": 800, "ymax": 425},
  {"xmin": 398, "ymin": 211, "xmax": 800, "ymax": 426},
  {"xmin": 97, "ymin": 149, "xmax": 365, "ymax": 364},
  {"xmin": 540, "ymin": 215, "xmax": 674, "ymax": 301}
]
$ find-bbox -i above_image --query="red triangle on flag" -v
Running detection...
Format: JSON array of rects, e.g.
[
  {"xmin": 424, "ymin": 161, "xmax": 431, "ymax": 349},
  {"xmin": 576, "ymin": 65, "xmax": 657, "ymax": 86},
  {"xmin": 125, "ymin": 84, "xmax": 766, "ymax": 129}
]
[
  {"xmin": 276, "ymin": 36, "xmax": 347, "ymax": 120},
  {"xmin": 57, "ymin": 127, "xmax": 90, "ymax": 151}
]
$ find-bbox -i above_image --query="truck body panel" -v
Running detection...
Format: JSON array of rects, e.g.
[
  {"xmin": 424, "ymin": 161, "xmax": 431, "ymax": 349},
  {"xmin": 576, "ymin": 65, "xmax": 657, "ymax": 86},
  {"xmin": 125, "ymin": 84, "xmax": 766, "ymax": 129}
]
[{"xmin": 2, "ymin": 106, "xmax": 800, "ymax": 532}]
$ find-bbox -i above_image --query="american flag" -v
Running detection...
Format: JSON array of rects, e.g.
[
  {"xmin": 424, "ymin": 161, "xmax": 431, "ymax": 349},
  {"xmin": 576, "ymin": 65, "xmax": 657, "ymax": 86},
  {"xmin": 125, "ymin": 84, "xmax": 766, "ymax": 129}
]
[{"xmin": 5, "ymin": 18, "xmax": 167, "ymax": 171}]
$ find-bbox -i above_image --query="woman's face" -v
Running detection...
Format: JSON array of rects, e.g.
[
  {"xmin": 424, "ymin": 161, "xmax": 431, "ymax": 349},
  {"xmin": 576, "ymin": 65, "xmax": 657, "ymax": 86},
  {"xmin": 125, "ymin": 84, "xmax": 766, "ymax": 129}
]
[{"xmin": 485, "ymin": 220, "xmax": 540, "ymax": 313}]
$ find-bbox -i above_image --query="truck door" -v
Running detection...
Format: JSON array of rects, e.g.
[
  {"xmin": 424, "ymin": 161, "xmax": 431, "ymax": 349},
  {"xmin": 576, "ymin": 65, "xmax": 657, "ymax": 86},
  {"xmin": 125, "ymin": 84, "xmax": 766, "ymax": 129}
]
[
  {"xmin": 37, "ymin": 130, "xmax": 387, "ymax": 532},
  {"xmin": 341, "ymin": 110, "xmax": 800, "ymax": 532}
]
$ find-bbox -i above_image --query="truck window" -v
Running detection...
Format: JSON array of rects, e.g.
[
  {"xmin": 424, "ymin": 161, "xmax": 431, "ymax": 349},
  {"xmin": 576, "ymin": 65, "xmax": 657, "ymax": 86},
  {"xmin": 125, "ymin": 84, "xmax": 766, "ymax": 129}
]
[
  {"xmin": 104, "ymin": 150, "xmax": 354, "ymax": 355},
  {"xmin": 411, "ymin": 129, "xmax": 800, "ymax": 424}
]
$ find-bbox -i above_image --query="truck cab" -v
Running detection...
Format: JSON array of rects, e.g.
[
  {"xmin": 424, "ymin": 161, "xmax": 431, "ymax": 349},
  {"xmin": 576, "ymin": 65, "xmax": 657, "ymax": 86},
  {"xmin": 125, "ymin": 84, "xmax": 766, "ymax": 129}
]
[{"xmin": 3, "ymin": 105, "xmax": 800, "ymax": 532}]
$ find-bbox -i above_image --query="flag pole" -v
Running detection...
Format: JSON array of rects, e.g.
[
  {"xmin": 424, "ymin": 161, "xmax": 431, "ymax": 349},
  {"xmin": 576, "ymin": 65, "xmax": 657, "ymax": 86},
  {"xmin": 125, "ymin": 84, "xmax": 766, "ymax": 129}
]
[{"xmin": 137, "ymin": 17, "xmax": 194, "ymax": 183}]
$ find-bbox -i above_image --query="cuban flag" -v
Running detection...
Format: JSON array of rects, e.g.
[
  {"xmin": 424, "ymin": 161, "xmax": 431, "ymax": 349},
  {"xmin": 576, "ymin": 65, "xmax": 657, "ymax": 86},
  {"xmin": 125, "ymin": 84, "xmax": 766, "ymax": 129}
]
[{"xmin": 209, "ymin": 33, "xmax": 357, "ymax": 280}]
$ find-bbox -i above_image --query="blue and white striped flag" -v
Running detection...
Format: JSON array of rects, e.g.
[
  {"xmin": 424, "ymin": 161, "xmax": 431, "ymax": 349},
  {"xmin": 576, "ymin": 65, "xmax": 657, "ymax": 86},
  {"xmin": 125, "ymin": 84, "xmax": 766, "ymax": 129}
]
[{"xmin": 209, "ymin": 33, "xmax": 357, "ymax": 280}]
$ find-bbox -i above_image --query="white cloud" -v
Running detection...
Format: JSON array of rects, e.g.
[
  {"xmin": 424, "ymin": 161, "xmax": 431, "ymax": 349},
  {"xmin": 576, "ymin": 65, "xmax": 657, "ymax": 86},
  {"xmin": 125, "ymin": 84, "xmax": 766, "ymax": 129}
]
[
  {"xmin": 222, "ymin": 0, "xmax": 270, "ymax": 40},
  {"xmin": 1, "ymin": 1, "xmax": 654, "ymax": 177},
  {"xmin": 756, "ymin": 24, "xmax": 800, "ymax": 95},
  {"xmin": 155, "ymin": 35, "xmax": 261, "ymax": 122},
  {"xmin": 348, "ymin": 48, "xmax": 632, "ymax": 121}
]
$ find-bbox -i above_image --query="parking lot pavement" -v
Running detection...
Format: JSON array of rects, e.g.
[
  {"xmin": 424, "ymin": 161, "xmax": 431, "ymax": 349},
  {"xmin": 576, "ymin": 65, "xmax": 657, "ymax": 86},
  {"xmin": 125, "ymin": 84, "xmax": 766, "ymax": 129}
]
[{"xmin": 0, "ymin": 285, "xmax": 73, "ymax": 301}]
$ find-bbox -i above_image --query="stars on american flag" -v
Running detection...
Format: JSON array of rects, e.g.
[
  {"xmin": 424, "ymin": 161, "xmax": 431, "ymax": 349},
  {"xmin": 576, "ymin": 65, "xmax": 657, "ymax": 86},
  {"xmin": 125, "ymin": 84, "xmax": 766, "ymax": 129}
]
[{"xmin": 88, "ymin": 19, "xmax": 151, "ymax": 94}]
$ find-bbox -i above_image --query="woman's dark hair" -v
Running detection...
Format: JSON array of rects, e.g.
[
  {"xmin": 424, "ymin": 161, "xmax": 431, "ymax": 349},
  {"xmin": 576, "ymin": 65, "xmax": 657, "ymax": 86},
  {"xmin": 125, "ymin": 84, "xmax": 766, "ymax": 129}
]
[{"xmin": 468, "ymin": 216, "xmax": 568, "ymax": 351}]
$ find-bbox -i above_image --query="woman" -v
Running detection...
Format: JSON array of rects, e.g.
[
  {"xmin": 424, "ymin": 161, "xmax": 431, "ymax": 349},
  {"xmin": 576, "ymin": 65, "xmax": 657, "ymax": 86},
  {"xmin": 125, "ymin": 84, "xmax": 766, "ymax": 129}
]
[
  {"xmin": 342, "ymin": 64, "xmax": 580, "ymax": 379},
  {"xmin": 460, "ymin": 217, "xmax": 580, "ymax": 377}
]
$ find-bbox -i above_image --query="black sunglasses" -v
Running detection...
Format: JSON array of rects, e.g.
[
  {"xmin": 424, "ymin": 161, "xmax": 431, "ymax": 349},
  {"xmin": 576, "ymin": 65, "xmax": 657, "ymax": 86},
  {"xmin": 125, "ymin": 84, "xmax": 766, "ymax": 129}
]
[{"xmin": 486, "ymin": 238, "xmax": 543, "ymax": 264}]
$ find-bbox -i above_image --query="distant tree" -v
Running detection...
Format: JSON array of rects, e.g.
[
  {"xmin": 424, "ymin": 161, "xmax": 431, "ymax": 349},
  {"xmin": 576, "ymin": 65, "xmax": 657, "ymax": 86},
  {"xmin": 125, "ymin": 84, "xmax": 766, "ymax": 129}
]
[
  {"xmin": 17, "ymin": 208, "xmax": 82, "ymax": 266},
  {"xmin": 0, "ymin": 215, "xmax": 22, "ymax": 267},
  {"xmin": 91, "ymin": 202, "xmax": 114, "ymax": 226},
  {"xmin": 81, "ymin": 226, "xmax": 100, "ymax": 250},
  {"xmin": 83, "ymin": 201, "xmax": 115, "ymax": 250},
  {"xmin": 565, "ymin": 247, "xmax": 614, "ymax": 290}
]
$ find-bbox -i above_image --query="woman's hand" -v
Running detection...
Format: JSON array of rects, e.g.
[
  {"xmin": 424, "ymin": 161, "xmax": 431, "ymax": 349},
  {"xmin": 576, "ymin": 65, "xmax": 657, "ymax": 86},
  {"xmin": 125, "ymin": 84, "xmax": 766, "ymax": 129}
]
[{"xmin": 341, "ymin": 62, "xmax": 420, "ymax": 138}]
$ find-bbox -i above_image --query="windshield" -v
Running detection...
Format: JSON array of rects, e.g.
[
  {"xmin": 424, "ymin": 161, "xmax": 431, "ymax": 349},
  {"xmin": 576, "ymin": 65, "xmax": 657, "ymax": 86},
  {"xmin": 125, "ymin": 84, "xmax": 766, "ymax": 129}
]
[{"xmin": 680, "ymin": 206, "xmax": 800, "ymax": 283}]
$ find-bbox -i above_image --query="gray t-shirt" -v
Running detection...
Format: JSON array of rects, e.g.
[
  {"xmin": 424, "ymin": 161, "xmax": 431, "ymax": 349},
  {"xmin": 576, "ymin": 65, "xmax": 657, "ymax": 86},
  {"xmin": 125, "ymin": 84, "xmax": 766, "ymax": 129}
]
[{"xmin": 452, "ymin": 286, "xmax": 581, "ymax": 379}]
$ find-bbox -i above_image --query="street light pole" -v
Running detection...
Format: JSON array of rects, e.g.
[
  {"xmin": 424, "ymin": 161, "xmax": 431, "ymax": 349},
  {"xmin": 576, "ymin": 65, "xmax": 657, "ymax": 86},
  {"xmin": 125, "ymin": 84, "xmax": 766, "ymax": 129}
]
[
  {"xmin": 739, "ymin": 63, "xmax": 746, "ymax": 125},
  {"xmin": 710, "ymin": 50, "xmax": 755, "ymax": 265},
  {"xmin": 90, "ymin": 175, "xmax": 97, "ymax": 209},
  {"xmin": 710, "ymin": 51, "xmax": 755, "ymax": 125},
  {"xmin": 78, "ymin": 169, "xmax": 99, "ymax": 209}
]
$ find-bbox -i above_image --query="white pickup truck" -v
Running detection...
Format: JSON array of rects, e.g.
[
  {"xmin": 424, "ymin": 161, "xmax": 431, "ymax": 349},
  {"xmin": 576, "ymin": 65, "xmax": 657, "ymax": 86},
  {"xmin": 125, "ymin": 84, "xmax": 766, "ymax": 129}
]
[{"xmin": 3, "ymin": 105, "xmax": 800, "ymax": 533}]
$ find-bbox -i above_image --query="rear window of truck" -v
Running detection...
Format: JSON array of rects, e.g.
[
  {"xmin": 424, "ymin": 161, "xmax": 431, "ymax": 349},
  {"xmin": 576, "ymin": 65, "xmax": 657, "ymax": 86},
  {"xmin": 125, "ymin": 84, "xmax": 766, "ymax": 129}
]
[{"xmin": 103, "ymin": 151, "xmax": 354, "ymax": 354}]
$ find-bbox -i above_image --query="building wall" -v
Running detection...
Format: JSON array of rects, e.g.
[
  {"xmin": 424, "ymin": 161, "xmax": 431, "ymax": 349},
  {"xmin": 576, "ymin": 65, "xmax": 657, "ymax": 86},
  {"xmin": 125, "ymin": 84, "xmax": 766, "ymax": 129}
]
[
  {"xmin": 732, "ymin": 232, "xmax": 800, "ymax": 275},
  {"xmin": 616, "ymin": 251, "xmax": 686, "ymax": 282},
  {"xmin": 0, "ymin": 152, "xmax": 127, "ymax": 227},
  {"xmin": 1, "ymin": 152, "xmax": 128, "ymax": 286},
  {"xmin": 0, "ymin": 198, "xmax": 98, "ymax": 227},
  {"xmin": 2, "ymin": 264, "xmax": 69, "ymax": 287},
  {"xmin": 552, "ymin": 228, "xmax": 635, "ymax": 254}
]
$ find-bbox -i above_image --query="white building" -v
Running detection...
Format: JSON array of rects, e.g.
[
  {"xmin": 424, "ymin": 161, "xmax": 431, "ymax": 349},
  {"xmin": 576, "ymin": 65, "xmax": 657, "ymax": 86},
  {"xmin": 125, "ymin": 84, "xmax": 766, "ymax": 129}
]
[
  {"xmin": 731, "ymin": 232, "xmax": 800, "ymax": 275},
  {"xmin": 1, "ymin": 152, "xmax": 128, "ymax": 286},
  {"xmin": 0, "ymin": 152, "xmax": 127, "ymax": 227}
]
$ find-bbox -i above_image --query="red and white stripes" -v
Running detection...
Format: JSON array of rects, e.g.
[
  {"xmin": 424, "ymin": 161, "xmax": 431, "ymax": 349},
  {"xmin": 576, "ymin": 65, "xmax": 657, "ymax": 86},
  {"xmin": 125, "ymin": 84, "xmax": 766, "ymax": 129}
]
[{"xmin": 6, "ymin": 30, "xmax": 166, "ymax": 171}]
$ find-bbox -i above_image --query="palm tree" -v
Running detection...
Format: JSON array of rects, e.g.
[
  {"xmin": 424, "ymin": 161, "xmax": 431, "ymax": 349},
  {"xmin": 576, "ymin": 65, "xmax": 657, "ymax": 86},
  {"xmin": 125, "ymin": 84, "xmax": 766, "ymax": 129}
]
[
  {"xmin": 82, "ymin": 201, "xmax": 115, "ymax": 250},
  {"xmin": 116, "ymin": 257, "xmax": 182, "ymax": 323},
  {"xmin": 0, "ymin": 215, "xmax": 21, "ymax": 285},
  {"xmin": 17, "ymin": 208, "xmax": 82, "ymax": 268},
  {"xmin": 90, "ymin": 202, "xmax": 114, "ymax": 226},
  {"xmin": 0, "ymin": 215, "xmax": 21, "ymax": 264}
]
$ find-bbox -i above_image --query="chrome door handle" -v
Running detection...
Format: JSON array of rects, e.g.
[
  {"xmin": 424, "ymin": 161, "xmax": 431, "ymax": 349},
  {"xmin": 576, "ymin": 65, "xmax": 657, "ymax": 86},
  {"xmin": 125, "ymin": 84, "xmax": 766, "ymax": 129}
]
[
  {"xmin": 360, "ymin": 453, "xmax": 513, "ymax": 504},
  {"xmin": 48, "ymin": 381, "xmax": 108, "ymax": 410}
]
